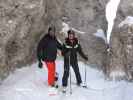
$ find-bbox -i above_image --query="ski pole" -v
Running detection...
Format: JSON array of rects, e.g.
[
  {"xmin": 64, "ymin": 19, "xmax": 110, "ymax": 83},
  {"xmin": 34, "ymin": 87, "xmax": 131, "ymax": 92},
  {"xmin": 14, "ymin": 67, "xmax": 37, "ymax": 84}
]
[
  {"xmin": 83, "ymin": 61, "xmax": 87, "ymax": 88},
  {"xmin": 85, "ymin": 62, "xmax": 87, "ymax": 84},
  {"xmin": 69, "ymin": 54, "xmax": 72, "ymax": 94}
]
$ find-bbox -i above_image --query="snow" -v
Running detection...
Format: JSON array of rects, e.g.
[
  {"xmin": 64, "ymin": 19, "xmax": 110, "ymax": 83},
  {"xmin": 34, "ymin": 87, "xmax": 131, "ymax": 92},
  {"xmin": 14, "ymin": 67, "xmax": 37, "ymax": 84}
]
[
  {"xmin": 110, "ymin": 70, "xmax": 126, "ymax": 80},
  {"xmin": 71, "ymin": 28, "xmax": 85, "ymax": 34},
  {"xmin": 0, "ymin": 59, "xmax": 133, "ymax": 100},
  {"xmin": 60, "ymin": 22, "xmax": 70, "ymax": 37},
  {"xmin": 106, "ymin": 0, "xmax": 121, "ymax": 44},
  {"xmin": 60, "ymin": 22, "xmax": 85, "ymax": 37},
  {"xmin": 119, "ymin": 16, "xmax": 133, "ymax": 27},
  {"xmin": 93, "ymin": 29, "xmax": 106, "ymax": 42}
]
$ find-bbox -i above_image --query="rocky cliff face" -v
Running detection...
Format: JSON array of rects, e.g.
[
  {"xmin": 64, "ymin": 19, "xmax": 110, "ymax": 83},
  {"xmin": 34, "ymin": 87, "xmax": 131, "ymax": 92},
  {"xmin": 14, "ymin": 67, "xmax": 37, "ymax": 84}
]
[
  {"xmin": 106, "ymin": 0, "xmax": 133, "ymax": 80},
  {"xmin": 0, "ymin": 0, "xmax": 46, "ymax": 80},
  {"xmin": 1, "ymin": 0, "xmax": 133, "ymax": 81},
  {"xmin": 0, "ymin": 0, "xmax": 109, "ymax": 81}
]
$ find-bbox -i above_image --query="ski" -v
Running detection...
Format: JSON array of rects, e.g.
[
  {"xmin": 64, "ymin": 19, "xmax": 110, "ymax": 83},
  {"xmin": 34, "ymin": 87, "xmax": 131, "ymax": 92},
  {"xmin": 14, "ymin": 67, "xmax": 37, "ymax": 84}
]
[
  {"xmin": 48, "ymin": 86, "xmax": 63, "ymax": 96},
  {"xmin": 48, "ymin": 91, "xmax": 58, "ymax": 96}
]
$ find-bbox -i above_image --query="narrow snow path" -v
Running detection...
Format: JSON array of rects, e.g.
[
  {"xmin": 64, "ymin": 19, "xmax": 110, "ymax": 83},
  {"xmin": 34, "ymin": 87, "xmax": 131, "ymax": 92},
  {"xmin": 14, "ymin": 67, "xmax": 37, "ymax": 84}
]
[{"xmin": 0, "ymin": 60, "xmax": 133, "ymax": 100}]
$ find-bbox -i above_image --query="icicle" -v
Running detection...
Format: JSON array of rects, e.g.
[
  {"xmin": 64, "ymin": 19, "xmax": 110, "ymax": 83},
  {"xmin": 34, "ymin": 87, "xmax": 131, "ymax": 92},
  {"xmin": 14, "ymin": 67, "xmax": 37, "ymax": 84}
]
[{"xmin": 106, "ymin": 0, "xmax": 121, "ymax": 45}]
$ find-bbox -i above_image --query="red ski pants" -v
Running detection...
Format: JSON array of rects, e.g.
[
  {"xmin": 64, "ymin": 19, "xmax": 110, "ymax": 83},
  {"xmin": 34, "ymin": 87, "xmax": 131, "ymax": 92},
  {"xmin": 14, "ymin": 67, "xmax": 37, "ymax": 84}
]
[{"xmin": 43, "ymin": 61, "xmax": 56, "ymax": 86}]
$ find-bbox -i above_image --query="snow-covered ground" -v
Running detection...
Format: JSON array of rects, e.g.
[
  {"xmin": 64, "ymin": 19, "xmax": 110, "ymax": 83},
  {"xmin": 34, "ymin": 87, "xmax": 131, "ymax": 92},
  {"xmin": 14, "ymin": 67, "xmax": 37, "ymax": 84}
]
[{"xmin": 0, "ymin": 60, "xmax": 133, "ymax": 100}]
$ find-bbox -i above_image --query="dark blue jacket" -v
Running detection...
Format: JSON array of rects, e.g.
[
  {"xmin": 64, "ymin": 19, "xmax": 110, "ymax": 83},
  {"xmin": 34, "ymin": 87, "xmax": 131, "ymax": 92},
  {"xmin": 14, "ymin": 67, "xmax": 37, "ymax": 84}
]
[{"xmin": 37, "ymin": 34, "xmax": 62, "ymax": 62}]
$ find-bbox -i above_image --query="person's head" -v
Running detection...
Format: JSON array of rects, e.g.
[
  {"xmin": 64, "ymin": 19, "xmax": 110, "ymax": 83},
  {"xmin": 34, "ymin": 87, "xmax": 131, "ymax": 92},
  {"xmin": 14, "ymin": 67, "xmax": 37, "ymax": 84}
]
[
  {"xmin": 48, "ymin": 26, "xmax": 56, "ymax": 37},
  {"xmin": 67, "ymin": 29, "xmax": 75, "ymax": 40}
]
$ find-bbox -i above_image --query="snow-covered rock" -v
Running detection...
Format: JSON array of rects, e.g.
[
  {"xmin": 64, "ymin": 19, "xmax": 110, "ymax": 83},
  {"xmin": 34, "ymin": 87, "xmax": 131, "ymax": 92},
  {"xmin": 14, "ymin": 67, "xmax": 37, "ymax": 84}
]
[
  {"xmin": 93, "ymin": 29, "xmax": 106, "ymax": 42},
  {"xmin": 119, "ymin": 16, "xmax": 133, "ymax": 27},
  {"xmin": 60, "ymin": 22, "xmax": 85, "ymax": 37},
  {"xmin": 60, "ymin": 22, "xmax": 70, "ymax": 37}
]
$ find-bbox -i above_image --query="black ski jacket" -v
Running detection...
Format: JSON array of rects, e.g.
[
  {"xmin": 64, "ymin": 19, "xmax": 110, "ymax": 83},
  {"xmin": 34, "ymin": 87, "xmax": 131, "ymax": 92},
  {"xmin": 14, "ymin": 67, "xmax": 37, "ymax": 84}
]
[
  {"xmin": 62, "ymin": 38, "xmax": 88, "ymax": 64},
  {"xmin": 37, "ymin": 34, "xmax": 62, "ymax": 62}
]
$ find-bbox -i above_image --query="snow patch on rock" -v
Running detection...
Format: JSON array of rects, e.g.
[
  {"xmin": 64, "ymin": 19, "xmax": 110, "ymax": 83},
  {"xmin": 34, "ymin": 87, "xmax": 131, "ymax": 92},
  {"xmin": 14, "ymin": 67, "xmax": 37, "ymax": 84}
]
[
  {"xmin": 119, "ymin": 16, "xmax": 133, "ymax": 27},
  {"xmin": 60, "ymin": 22, "xmax": 85, "ymax": 37},
  {"xmin": 93, "ymin": 29, "xmax": 106, "ymax": 42}
]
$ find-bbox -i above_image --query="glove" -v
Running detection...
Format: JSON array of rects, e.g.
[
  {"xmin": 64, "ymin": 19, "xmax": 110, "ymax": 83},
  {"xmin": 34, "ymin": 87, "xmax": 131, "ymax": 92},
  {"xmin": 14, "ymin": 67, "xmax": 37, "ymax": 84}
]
[{"xmin": 38, "ymin": 61, "xmax": 43, "ymax": 68}]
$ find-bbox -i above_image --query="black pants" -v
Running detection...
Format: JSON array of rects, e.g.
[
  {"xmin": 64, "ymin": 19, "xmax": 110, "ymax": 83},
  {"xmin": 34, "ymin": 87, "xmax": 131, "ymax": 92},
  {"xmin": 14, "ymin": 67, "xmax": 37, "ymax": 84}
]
[{"xmin": 62, "ymin": 61, "xmax": 82, "ymax": 87}]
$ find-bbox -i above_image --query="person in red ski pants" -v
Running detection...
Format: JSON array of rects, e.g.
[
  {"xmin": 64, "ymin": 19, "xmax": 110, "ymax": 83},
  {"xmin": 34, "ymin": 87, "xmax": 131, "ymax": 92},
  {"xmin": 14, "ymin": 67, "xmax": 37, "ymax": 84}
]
[
  {"xmin": 37, "ymin": 26, "xmax": 62, "ymax": 87},
  {"xmin": 42, "ymin": 61, "xmax": 56, "ymax": 86}
]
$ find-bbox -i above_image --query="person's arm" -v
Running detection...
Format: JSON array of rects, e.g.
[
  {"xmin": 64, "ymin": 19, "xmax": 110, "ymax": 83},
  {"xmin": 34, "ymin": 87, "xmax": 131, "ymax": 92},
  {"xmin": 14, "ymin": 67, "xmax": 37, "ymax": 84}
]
[
  {"xmin": 37, "ymin": 36, "xmax": 48, "ymax": 68},
  {"xmin": 56, "ymin": 38, "xmax": 63, "ymax": 50},
  {"xmin": 78, "ymin": 44, "xmax": 88, "ymax": 61},
  {"xmin": 37, "ymin": 40, "xmax": 43, "ymax": 68},
  {"xmin": 37, "ymin": 40, "xmax": 43, "ymax": 62},
  {"xmin": 37, "ymin": 36, "xmax": 48, "ymax": 59}
]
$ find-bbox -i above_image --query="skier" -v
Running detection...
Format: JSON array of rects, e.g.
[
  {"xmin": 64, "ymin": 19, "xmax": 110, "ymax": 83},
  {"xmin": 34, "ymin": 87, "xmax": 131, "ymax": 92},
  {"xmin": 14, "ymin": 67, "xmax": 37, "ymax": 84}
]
[
  {"xmin": 37, "ymin": 26, "xmax": 62, "ymax": 92},
  {"xmin": 62, "ymin": 29, "xmax": 88, "ymax": 92}
]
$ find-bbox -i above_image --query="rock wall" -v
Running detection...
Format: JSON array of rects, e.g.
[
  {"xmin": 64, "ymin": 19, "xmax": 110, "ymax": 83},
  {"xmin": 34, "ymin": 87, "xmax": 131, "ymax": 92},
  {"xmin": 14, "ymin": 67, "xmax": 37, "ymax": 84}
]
[
  {"xmin": 107, "ymin": 0, "xmax": 133, "ymax": 80},
  {"xmin": 0, "ymin": 0, "xmax": 109, "ymax": 80},
  {"xmin": 0, "ymin": 0, "xmax": 46, "ymax": 80}
]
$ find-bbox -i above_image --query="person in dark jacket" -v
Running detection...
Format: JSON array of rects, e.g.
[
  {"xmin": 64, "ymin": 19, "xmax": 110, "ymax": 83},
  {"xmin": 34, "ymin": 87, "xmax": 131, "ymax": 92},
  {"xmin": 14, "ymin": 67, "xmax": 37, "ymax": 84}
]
[
  {"xmin": 62, "ymin": 29, "xmax": 88, "ymax": 88},
  {"xmin": 37, "ymin": 26, "xmax": 62, "ymax": 87}
]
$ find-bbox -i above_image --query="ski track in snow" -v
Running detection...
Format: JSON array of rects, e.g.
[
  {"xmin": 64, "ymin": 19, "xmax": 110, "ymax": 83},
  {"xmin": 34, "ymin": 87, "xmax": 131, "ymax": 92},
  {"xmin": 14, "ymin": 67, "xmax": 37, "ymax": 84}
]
[{"xmin": 0, "ymin": 60, "xmax": 133, "ymax": 100}]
